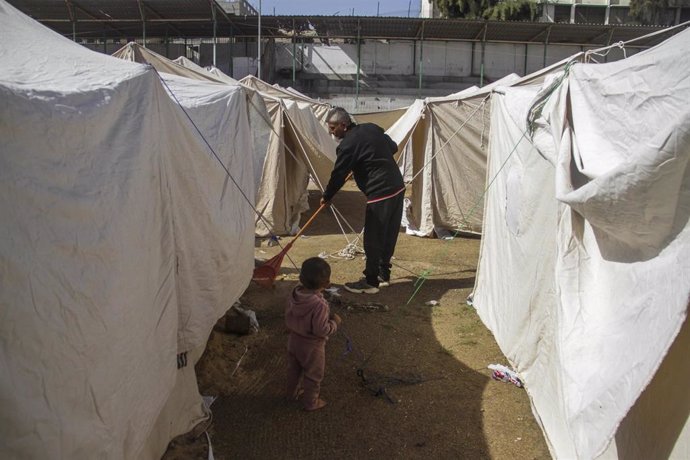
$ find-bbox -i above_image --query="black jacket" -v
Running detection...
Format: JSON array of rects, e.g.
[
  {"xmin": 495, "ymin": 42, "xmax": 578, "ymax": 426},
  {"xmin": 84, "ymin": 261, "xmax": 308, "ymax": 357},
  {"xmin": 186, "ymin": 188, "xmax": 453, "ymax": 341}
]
[{"xmin": 322, "ymin": 123, "xmax": 404, "ymax": 202}]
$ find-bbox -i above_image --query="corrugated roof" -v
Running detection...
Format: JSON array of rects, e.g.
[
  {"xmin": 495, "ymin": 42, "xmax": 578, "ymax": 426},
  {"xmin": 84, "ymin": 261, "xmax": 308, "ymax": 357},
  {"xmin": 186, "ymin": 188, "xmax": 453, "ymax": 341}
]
[{"xmin": 6, "ymin": 0, "xmax": 686, "ymax": 47}]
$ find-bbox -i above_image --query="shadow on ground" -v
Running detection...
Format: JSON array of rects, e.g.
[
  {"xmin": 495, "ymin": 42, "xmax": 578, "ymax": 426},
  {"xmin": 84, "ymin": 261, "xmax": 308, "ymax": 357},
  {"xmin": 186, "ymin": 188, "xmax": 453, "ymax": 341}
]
[{"xmin": 164, "ymin": 181, "xmax": 549, "ymax": 460}]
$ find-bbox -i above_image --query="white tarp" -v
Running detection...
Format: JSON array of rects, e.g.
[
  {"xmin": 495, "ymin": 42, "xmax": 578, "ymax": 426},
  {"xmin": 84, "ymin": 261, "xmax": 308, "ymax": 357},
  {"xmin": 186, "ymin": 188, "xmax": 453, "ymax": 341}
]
[
  {"xmin": 0, "ymin": 2, "xmax": 256, "ymax": 458},
  {"xmin": 473, "ymin": 28, "xmax": 690, "ymax": 459}
]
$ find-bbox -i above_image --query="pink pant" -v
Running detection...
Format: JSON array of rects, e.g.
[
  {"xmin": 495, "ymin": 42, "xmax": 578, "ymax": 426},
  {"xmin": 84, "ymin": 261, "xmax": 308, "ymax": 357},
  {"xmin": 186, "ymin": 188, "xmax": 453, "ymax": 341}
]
[{"xmin": 286, "ymin": 334, "xmax": 326, "ymax": 409}]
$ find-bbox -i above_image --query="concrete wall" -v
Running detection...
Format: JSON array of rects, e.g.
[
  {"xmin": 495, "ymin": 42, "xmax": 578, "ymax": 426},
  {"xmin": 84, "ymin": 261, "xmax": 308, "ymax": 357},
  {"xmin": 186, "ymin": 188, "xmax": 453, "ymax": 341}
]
[
  {"xmin": 273, "ymin": 40, "xmax": 638, "ymax": 82},
  {"xmin": 85, "ymin": 38, "xmax": 642, "ymax": 96}
]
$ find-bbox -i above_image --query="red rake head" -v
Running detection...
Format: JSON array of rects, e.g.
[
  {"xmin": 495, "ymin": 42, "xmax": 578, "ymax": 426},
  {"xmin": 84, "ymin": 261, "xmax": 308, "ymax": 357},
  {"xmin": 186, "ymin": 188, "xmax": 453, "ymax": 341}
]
[
  {"xmin": 252, "ymin": 242, "xmax": 293, "ymax": 288},
  {"xmin": 252, "ymin": 264, "xmax": 277, "ymax": 288}
]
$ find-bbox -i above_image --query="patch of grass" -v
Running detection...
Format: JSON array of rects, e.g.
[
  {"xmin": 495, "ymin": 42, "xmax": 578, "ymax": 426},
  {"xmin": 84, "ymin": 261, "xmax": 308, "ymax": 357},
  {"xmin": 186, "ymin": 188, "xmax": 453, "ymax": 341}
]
[
  {"xmin": 438, "ymin": 347, "xmax": 456, "ymax": 356},
  {"xmin": 454, "ymin": 322, "xmax": 479, "ymax": 335}
]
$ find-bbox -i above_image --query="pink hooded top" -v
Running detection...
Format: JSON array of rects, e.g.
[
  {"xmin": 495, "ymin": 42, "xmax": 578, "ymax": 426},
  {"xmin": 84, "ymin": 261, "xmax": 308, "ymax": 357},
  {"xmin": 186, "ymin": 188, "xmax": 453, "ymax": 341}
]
[{"xmin": 285, "ymin": 286, "xmax": 338, "ymax": 341}]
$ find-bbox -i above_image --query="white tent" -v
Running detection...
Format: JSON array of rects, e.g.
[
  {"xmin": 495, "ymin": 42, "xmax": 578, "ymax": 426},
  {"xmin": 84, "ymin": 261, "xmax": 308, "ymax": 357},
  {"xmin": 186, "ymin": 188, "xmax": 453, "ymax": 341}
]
[
  {"xmin": 380, "ymin": 75, "xmax": 519, "ymax": 237},
  {"xmin": 387, "ymin": 55, "xmax": 582, "ymax": 238},
  {"xmin": 0, "ymin": 2, "xmax": 256, "ymax": 458},
  {"xmin": 123, "ymin": 60, "xmax": 338, "ymax": 238},
  {"xmin": 473, "ymin": 28, "xmax": 690, "ymax": 459},
  {"xmin": 112, "ymin": 43, "xmax": 267, "ymax": 207},
  {"xmin": 239, "ymin": 75, "xmax": 337, "ymax": 236},
  {"xmin": 172, "ymin": 56, "xmax": 239, "ymax": 85}
]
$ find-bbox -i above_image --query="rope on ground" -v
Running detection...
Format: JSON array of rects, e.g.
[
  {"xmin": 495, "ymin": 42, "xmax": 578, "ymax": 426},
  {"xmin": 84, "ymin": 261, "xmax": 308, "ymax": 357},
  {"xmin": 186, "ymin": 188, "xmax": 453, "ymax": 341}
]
[
  {"xmin": 324, "ymin": 241, "xmax": 364, "ymax": 260},
  {"xmin": 336, "ymin": 326, "xmax": 443, "ymax": 404}
]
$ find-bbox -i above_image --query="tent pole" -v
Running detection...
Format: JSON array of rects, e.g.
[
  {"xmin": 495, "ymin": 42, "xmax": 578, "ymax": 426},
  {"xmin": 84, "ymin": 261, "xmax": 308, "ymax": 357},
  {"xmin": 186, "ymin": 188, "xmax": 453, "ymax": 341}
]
[
  {"xmin": 524, "ymin": 43, "xmax": 528, "ymax": 75},
  {"xmin": 543, "ymin": 25, "xmax": 552, "ymax": 69},
  {"xmin": 356, "ymin": 19, "xmax": 361, "ymax": 107},
  {"xmin": 257, "ymin": 0, "xmax": 262, "ymax": 79},
  {"xmin": 292, "ymin": 18, "xmax": 296, "ymax": 85},
  {"xmin": 136, "ymin": 0, "xmax": 146, "ymax": 47},
  {"xmin": 418, "ymin": 21, "xmax": 425, "ymax": 98},
  {"xmin": 65, "ymin": 1, "xmax": 76, "ymax": 41},
  {"xmin": 212, "ymin": 2, "xmax": 217, "ymax": 67},
  {"xmin": 479, "ymin": 22, "xmax": 488, "ymax": 87}
]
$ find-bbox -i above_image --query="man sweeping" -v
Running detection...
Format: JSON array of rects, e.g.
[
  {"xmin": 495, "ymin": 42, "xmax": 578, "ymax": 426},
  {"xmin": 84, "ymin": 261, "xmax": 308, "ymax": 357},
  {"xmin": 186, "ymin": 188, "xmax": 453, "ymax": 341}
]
[{"xmin": 320, "ymin": 107, "xmax": 405, "ymax": 294}]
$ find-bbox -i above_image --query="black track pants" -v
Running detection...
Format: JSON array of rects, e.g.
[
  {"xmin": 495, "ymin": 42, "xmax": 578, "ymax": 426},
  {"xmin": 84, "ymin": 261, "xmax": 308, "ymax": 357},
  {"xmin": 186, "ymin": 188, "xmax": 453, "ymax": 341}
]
[{"xmin": 362, "ymin": 192, "xmax": 405, "ymax": 286}]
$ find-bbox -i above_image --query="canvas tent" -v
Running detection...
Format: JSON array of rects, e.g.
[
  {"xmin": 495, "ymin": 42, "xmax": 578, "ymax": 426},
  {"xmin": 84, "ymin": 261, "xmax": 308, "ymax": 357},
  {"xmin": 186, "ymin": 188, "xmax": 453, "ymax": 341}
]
[
  {"xmin": 113, "ymin": 44, "xmax": 337, "ymax": 237},
  {"xmin": 112, "ymin": 43, "xmax": 269, "ymax": 206},
  {"xmin": 353, "ymin": 107, "xmax": 408, "ymax": 131},
  {"xmin": 381, "ymin": 75, "xmax": 519, "ymax": 237},
  {"xmin": 0, "ymin": 1, "xmax": 257, "ymax": 458},
  {"xmin": 239, "ymin": 75, "xmax": 337, "ymax": 236},
  {"xmin": 472, "ymin": 28, "xmax": 690, "ymax": 459},
  {"xmin": 172, "ymin": 55, "xmax": 240, "ymax": 86},
  {"xmin": 387, "ymin": 55, "xmax": 583, "ymax": 238},
  {"xmin": 115, "ymin": 50, "xmax": 338, "ymax": 238}
]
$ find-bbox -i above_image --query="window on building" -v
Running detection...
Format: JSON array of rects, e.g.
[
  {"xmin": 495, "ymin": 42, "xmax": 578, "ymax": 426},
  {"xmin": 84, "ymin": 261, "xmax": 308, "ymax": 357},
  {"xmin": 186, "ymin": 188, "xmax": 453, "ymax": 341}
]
[
  {"xmin": 608, "ymin": 7, "xmax": 635, "ymax": 25},
  {"xmin": 574, "ymin": 6, "xmax": 607, "ymax": 24},
  {"xmin": 681, "ymin": 7, "xmax": 690, "ymax": 23},
  {"xmin": 554, "ymin": 5, "xmax": 572, "ymax": 23}
]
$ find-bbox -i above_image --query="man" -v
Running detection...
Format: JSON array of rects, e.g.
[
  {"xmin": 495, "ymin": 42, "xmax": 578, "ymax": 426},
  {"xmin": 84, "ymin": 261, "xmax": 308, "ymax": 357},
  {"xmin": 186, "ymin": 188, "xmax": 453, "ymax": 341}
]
[{"xmin": 320, "ymin": 107, "xmax": 405, "ymax": 294}]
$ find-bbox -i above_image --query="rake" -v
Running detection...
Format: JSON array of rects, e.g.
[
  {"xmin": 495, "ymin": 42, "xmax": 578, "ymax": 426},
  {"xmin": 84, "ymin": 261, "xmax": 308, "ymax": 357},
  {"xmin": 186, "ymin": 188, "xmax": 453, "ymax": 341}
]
[{"xmin": 252, "ymin": 202, "xmax": 328, "ymax": 287}]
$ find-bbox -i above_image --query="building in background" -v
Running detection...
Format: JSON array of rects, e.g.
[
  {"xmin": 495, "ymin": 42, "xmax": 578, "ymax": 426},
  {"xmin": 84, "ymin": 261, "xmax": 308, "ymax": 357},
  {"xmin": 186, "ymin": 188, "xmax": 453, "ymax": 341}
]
[
  {"xmin": 220, "ymin": 0, "xmax": 258, "ymax": 16},
  {"xmin": 7, "ymin": 0, "xmax": 688, "ymax": 111},
  {"xmin": 538, "ymin": 0, "xmax": 689, "ymax": 25},
  {"xmin": 420, "ymin": 0, "xmax": 441, "ymax": 18}
]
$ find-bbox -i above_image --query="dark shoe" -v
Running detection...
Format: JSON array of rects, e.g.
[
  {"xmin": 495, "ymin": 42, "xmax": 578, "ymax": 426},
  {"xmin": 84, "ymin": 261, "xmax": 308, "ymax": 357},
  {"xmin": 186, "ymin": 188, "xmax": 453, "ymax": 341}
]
[
  {"xmin": 344, "ymin": 278, "xmax": 379, "ymax": 294},
  {"xmin": 378, "ymin": 276, "xmax": 390, "ymax": 287},
  {"xmin": 304, "ymin": 398, "xmax": 327, "ymax": 411}
]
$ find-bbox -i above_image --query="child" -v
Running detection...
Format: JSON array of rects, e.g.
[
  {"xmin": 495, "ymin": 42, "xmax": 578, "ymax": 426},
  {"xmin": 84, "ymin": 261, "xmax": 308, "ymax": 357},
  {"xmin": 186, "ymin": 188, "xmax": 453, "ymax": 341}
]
[{"xmin": 285, "ymin": 257, "xmax": 342, "ymax": 411}]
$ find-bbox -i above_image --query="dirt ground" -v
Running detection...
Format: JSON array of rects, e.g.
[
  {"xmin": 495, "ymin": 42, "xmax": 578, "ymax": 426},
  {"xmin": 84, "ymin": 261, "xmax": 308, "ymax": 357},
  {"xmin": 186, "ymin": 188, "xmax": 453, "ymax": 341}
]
[{"xmin": 164, "ymin": 182, "xmax": 550, "ymax": 459}]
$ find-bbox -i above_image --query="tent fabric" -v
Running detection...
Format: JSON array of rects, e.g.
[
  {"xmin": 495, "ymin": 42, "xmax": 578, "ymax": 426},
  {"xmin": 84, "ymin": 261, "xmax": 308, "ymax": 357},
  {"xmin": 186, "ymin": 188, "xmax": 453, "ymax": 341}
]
[
  {"xmin": 392, "ymin": 56, "xmax": 582, "ymax": 238},
  {"xmin": 389, "ymin": 74, "xmax": 520, "ymax": 237},
  {"xmin": 172, "ymin": 56, "xmax": 240, "ymax": 86},
  {"xmin": 240, "ymin": 74, "xmax": 326, "ymax": 108},
  {"xmin": 239, "ymin": 75, "xmax": 337, "ymax": 236},
  {"xmin": 0, "ymin": 2, "xmax": 256, "ymax": 458},
  {"xmin": 353, "ymin": 107, "xmax": 408, "ymax": 131},
  {"xmin": 114, "ymin": 43, "xmax": 275, "ymax": 233},
  {"xmin": 472, "ymin": 29, "xmax": 690, "ymax": 459},
  {"xmin": 112, "ymin": 43, "xmax": 223, "ymax": 84},
  {"xmin": 250, "ymin": 97, "xmax": 337, "ymax": 236},
  {"xmin": 206, "ymin": 65, "xmax": 238, "ymax": 84}
]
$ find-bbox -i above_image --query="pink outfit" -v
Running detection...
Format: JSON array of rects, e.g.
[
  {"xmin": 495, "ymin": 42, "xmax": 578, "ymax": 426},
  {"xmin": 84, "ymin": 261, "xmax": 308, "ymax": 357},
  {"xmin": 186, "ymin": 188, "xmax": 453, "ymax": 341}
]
[{"xmin": 285, "ymin": 285, "xmax": 338, "ymax": 409}]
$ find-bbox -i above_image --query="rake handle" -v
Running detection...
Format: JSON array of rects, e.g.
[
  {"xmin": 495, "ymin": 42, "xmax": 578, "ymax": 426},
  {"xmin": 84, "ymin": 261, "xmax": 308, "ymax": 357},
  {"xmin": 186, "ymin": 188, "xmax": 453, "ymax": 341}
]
[{"xmin": 289, "ymin": 202, "xmax": 328, "ymax": 243}]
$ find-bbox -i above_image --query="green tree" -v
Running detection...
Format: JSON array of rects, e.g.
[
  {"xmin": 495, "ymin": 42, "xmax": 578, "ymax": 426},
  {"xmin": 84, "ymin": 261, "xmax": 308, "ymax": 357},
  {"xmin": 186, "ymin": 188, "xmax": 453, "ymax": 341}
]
[
  {"xmin": 433, "ymin": 0, "xmax": 538, "ymax": 20},
  {"xmin": 484, "ymin": 0, "xmax": 538, "ymax": 20},
  {"xmin": 434, "ymin": 0, "xmax": 492, "ymax": 19},
  {"xmin": 629, "ymin": 0, "xmax": 670, "ymax": 24}
]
